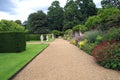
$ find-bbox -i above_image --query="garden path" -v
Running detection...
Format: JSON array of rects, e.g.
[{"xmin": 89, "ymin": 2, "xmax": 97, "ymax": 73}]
[{"xmin": 13, "ymin": 39, "xmax": 120, "ymax": 80}]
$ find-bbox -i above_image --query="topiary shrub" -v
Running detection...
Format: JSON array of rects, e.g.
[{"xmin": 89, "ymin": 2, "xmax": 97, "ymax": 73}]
[
  {"xmin": 0, "ymin": 32, "xmax": 26, "ymax": 52},
  {"xmin": 93, "ymin": 40, "xmax": 120, "ymax": 70}
]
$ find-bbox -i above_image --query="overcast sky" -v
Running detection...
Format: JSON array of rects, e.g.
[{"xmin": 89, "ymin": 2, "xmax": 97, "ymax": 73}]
[{"xmin": 0, "ymin": 0, "xmax": 102, "ymax": 22}]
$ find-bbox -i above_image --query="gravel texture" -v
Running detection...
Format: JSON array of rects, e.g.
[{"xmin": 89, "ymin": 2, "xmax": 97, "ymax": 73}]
[{"xmin": 13, "ymin": 39, "xmax": 120, "ymax": 80}]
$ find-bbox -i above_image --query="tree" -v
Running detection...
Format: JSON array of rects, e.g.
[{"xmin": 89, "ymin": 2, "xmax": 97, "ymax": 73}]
[
  {"xmin": 0, "ymin": 19, "xmax": 25, "ymax": 32},
  {"xmin": 98, "ymin": 8, "xmax": 120, "ymax": 30},
  {"xmin": 101, "ymin": 0, "xmax": 120, "ymax": 9},
  {"xmin": 27, "ymin": 10, "xmax": 49, "ymax": 34},
  {"xmin": 63, "ymin": 0, "xmax": 82, "ymax": 31},
  {"xmin": 47, "ymin": 1, "xmax": 64, "ymax": 31},
  {"xmin": 15, "ymin": 20, "xmax": 22, "ymax": 25},
  {"xmin": 76, "ymin": 0, "xmax": 97, "ymax": 22},
  {"xmin": 85, "ymin": 16, "xmax": 101, "ymax": 30}
]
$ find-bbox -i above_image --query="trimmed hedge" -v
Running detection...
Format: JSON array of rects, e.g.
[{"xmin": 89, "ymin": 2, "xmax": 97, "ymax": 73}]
[
  {"xmin": 0, "ymin": 32, "xmax": 26, "ymax": 52},
  {"xmin": 26, "ymin": 34, "xmax": 47, "ymax": 41}
]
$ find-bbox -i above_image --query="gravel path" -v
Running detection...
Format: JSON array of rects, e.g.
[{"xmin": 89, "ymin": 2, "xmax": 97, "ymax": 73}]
[{"xmin": 13, "ymin": 39, "xmax": 120, "ymax": 80}]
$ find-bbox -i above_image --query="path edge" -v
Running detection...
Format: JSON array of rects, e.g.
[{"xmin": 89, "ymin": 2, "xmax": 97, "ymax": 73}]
[{"xmin": 8, "ymin": 44, "xmax": 49, "ymax": 80}]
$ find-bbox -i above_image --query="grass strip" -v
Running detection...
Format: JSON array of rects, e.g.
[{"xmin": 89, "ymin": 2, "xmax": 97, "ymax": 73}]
[{"xmin": 0, "ymin": 44, "xmax": 48, "ymax": 80}]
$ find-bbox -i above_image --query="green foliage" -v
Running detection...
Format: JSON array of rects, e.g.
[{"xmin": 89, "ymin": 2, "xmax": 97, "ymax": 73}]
[
  {"xmin": 27, "ymin": 11, "xmax": 48, "ymax": 34},
  {"xmin": 64, "ymin": 29, "xmax": 73, "ymax": 40},
  {"xmin": 85, "ymin": 16, "xmax": 101, "ymax": 30},
  {"xmin": 101, "ymin": 0, "xmax": 120, "ymax": 9},
  {"xmin": 70, "ymin": 39, "xmax": 76, "ymax": 45},
  {"xmin": 83, "ymin": 30, "xmax": 102, "ymax": 43},
  {"xmin": 0, "ymin": 44, "xmax": 48, "ymax": 80},
  {"xmin": 64, "ymin": 0, "xmax": 81, "ymax": 28},
  {"xmin": 96, "ymin": 35, "xmax": 103, "ymax": 44},
  {"xmin": 80, "ymin": 42, "xmax": 97, "ymax": 55},
  {"xmin": 0, "ymin": 32, "xmax": 26, "ymax": 52},
  {"xmin": 65, "ymin": 29, "xmax": 73, "ymax": 35},
  {"xmin": 47, "ymin": 1, "xmax": 64, "ymax": 31},
  {"xmin": 76, "ymin": 0, "xmax": 97, "ymax": 22},
  {"xmin": 72, "ymin": 25, "xmax": 87, "ymax": 33},
  {"xmin": 72, "ymin": 25, "xmax": 80, "ymax": 31},
  {"xmin": 103, "ymin": 28, "xmax": 120, "ymax": 41},
  {"xmin": 63, "ymin": 22, "xmax": 75, "ymax": 31},
  {"xmin": 78, "ymin": 39, "xmax": 87, "ymax": 48},
  {"xmin": 98, "ymin": 8, "xmax": 120, "ymax": 30},
  {"xmin": 52, "ymin": 30, "xmax": 63, "ymax": 38},
  {"xmin": 26, "ymin": 34, "xmax": 47, "ymax": 41},
  {"xmin": 15, "ymin": 20, "xmax": 22, "ymax": 25},
  {"xmin": 93, "ymin": 41, "xmax": 120, "ymax": 70},
  {"xmin": 0, "ymin": 19, "xmax": 25, "ymax": 32}
]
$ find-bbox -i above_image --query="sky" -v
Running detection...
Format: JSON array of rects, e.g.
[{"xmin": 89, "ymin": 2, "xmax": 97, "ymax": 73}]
[{"xmin": 0, "ymin": 0, "xmax": 102, "ymax": 23}]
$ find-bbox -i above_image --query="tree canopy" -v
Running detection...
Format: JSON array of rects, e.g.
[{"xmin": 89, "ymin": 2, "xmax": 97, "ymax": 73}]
[
  {"xmin": 0, "ymin": 19, "xmax": 25, "ymax": 32},
  {"xmin": 63, "ymin": 0, "xmax": 82, "ymax": 31},
  {"xmin": 47, "ymin": 1, "xmax": 64, "ymax": 31},
  {"xmin": 27, "ymin": 10, "xmax": 49, "ymax": 34},
  {"xmin": 101, "ymin": 0, "xmax": 120, "ymax": 9},
  {"xmin": 76, "ymin": 0, "xmax": 97, "ymax": 22}
]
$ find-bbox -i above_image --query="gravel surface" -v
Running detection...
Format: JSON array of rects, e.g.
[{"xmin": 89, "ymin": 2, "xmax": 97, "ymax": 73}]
[{"xmin": 13, "ymin": 39, "xmax": 120, "ymax": 80}]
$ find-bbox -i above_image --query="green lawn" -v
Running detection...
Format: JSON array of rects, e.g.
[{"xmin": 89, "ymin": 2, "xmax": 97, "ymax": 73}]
[{"xmin": 0, "ymin": 44, "xmax": 48, "ymax": 80}]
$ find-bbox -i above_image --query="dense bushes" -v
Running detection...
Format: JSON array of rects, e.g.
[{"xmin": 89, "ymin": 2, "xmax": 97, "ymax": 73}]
[
  {"xmin": 92, "ymin": 28, "xmax": 120, "ymax": 70},
  {"xmin": 85, "ymin": 8, "xmax": 120, "ymax": 31},
  {"xmin": 93, "ymin": 41, "xmax": 120, "ymax": 70},
  {"xmin": 0, "ymin": 32, "xmax": 26, "ymax": 52},
  {"xmin": 26, "ymin": 34, "xmax": 47, "ymax": 41},
  {"xmin": 83, "ymin": 30, "xmax": 102, "ymax": 43},
  {"xmin": 103, "ymin": 28, "xmax": 120, "ymax": 41}
]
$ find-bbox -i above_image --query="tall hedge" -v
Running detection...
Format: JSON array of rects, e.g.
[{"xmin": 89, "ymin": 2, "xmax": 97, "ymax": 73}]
[
  {"xmin": 0, "ymin": 32, "xmax": 26, "ymax": 52},
  {"xmin": 26, "ymin": 34, "xmax": 47, "ymax": 41}
]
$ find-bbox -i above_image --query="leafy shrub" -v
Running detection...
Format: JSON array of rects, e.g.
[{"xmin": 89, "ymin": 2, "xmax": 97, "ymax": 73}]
[
  {"xmin": 98, "ymin": 8, "xmax": 120, "ymax": 30},
  {"xmin": 80, "ymin": 42, "xmax": 97, "ymax": 55},
  {"xmin": 83, "ymin": 30, "xmax": 102, "ymax": 43},
  {"xmin": 103, "ymin": 28, "xmax": 120, "ymax": 41},
  {"xmin": 95, "ymin": 35, "xmax": 103, "ymax": 44},
  {"xmin": 0, "ymin": 32, "xmax": 26, "ymax": 52},
  {"xmin": 93, "ymin": 40, "xmax": 120, "ymax": 70},
  {"xmin": 78, "ymin": 39, "xmax": 87, "ymax": 48},
  {"xmin": 52, "ymin": 30, "xmax": 63, "ymax": 38},
  {"xmin": 85, "ymin": 16, "xmax": 101, "ymax": 30},
  {"xmin": 72, "ymin": 25, "xmax": 87, "ymax": 33},
  {"xmin": 64, "ymin": 29, "xmax": 73, "ymax": 40},
  {"xmin": 70, "ymin": 39, "xmax": 76, "ymax": 45}
]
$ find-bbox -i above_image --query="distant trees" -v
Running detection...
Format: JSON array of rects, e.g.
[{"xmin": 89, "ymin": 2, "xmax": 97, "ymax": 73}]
[
  {"xmin": 25, "ymin": 0, "xmax": 120, "ymax": 34},
  {"xmin": 101, "ymin": 0, "xmax": 120, "ymax": 9},
  {"xmin": 27, "ymin": 10, "xmax": 49, "ymax": 34},
  {"xmin": 47, "ymin": 1, "xmax": 64, "ymax": 31},
  {"xmin": 76, "ymin": 0, "xmax": 97, "ymax": 22},
  {"xmin": 15, "ymin": 20, "xmax": 22, "ymax": 25},
  {"xmin": 85, "ymin": 8, "xmax": 120, "ymax": 31},
  {"xmin": 63, "ymin": 0, "xmax": 82, "ymax": 31},
  {"xmin": 0, "ymin": 19, "xmax": 25, "ymax": 32}
]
